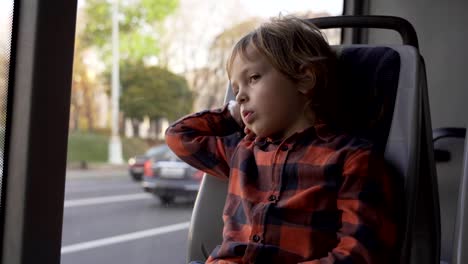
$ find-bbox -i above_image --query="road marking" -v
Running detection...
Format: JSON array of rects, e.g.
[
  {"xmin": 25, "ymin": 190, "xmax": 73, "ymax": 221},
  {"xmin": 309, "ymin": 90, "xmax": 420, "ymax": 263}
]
[
  {"xmin": 64, "ymin": 193, "xmax": 152, "ymax": 208},
  {"xmin": 61, "ymin": 221, "xmax": 191, "ymax": 254},
  {"xmin": 65, "ymin": 184, "xmax": 139, "ymax": 195},
  {"xmin": 66, "ymin": 170, "xmax": 128, "ymax": 179}
]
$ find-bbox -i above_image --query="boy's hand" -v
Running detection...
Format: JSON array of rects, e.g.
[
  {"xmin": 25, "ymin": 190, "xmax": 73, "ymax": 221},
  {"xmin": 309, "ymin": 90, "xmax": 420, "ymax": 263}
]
[
  {"xmin": 228, "ymin": 100, "xmax": 243, "ymax": 128},
  {"xmin": 228, "ymin": 100, "xmax": 256, "ymax": 141}
]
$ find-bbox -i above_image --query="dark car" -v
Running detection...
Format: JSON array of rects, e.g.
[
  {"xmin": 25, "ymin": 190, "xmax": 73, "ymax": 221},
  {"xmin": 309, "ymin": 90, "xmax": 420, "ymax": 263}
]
[
  {"xmin": 141, "ymin": 147, "xmax": 203, "ymax": 204},
  {"xmin": 128, "ymin": 144, "xmax": 170, "ymax": 181}
]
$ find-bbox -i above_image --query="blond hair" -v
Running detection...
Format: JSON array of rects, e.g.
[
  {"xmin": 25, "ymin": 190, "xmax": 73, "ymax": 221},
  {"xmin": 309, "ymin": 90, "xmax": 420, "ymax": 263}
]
[{"xmin": 226, "ymin": 15, "xmax": 340, "ymax": 124}]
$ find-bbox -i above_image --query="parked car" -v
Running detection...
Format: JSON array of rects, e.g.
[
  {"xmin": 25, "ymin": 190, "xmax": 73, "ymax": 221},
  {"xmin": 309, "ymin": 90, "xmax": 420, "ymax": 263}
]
[
  {"xmin": 142, "ymin": 147, "xmax": 203, "ymax": 204},
  {"xmin": 128, "ymin": 144, "xmax": 170, "ymax": 181}
]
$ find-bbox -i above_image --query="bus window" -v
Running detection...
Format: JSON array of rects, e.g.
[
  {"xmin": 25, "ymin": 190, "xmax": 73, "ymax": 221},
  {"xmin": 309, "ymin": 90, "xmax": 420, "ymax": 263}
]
[
  {"xmin": 61, "ymin": 1, "xmax": 343, "ymax": 263},
  {"xmin": 0, "ymin": 0, "xmax": 14, "ymax": 217}
]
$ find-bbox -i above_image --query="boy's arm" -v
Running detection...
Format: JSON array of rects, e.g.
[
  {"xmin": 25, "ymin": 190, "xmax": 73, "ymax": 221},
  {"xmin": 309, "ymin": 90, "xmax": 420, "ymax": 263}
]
[
  {"xmin": 300, "ymin": 148, "xmax": 398, "ymax": 264},
  {"xmin": 165, "ymin": 104, "xmax": 243, "ymax": 179}
]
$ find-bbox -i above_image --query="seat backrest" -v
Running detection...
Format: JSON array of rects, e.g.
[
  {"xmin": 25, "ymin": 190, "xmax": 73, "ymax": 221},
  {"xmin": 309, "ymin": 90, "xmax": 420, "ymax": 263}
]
[
  {"xmin": 187, "ymin": 43, "xmax": 440, "ymax": 264},
  {"xmin": 432, "ymin": 128, "xmax": 466, "ymax": 263},
  {"xmin": 380, "ymin": 45, "xmax": 440, "ymax": 264},
  {"xmin": 335, "ymin": 45, "xmax": 440, "ymax": 264}
]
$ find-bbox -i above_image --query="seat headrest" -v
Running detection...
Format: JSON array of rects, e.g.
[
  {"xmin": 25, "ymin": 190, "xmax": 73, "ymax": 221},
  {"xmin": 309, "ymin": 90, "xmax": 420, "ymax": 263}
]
[{"xmin": 335, "ymin": 46, "xmax": 401, "ymax": 152}]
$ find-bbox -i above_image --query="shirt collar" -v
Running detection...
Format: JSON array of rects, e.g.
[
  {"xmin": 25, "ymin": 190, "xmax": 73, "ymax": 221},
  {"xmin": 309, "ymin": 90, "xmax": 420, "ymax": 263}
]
[
  {"xmin": 312, "ymin": 123, "xmax": 337, "ymax": 141},
  {"xmin": 286, "ymin": 123, "xmax": 336, "ymax": 143},
  {"xmin": 253, "ymin": 123, "xmax": 336, "ymax": 147}
]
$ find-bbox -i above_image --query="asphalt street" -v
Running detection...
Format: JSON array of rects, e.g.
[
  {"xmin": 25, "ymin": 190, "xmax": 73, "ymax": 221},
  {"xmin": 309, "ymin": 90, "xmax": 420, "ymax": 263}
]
[{"xmin": 61, "ymin": 169, "xmax": 195, "ymax": 264}]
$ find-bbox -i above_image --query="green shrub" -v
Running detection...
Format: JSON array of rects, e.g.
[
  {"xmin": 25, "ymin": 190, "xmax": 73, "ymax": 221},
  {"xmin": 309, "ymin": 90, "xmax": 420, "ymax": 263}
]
[
  {"xmin": 67, "ymin": 133, "xmax": 150, "ymax": 163},
  {"xmin": 122, "ymin": 137, "xmax": 150, "ymax": 160},
  {"xmin": 67, "ymin": 132, "xmax": 108, "ymax": 162}
]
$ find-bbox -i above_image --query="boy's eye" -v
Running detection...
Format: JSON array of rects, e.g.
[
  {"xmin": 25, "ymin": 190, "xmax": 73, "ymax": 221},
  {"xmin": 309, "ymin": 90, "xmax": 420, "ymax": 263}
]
[{"xmin": 249, "ymin": 74, "xmax": 260, "ymax": 83}]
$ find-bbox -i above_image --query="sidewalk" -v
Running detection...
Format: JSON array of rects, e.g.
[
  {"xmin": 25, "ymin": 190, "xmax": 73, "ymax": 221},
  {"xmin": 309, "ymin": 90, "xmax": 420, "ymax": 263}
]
[
  {"xmin": 67, "ymin": 162, "xmax": 127, "ymax": 170},
  {"xmin": 66, "ymin": 163, "xmax": 128, "ymax": 179}
]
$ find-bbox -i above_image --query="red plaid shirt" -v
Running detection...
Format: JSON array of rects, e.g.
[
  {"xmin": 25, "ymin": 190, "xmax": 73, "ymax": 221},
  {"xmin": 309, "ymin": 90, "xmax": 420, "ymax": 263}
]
[{"xmin": 166, "ymin": 104, "xmax": 398, "ymax": 264}]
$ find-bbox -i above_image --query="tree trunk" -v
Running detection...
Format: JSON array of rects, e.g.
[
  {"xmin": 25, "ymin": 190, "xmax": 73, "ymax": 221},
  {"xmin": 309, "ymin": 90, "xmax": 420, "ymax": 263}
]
[
  {"xmin": 132, "ymin": 118, "xmax": 140, "ymax": 138},
  {"xmin": 69, "ymin": 89, "xmax": 81, "ymax": 132},
  {"xmin": 84, "ymin": 104, "xmax": 94, "ymax": 133},
  {"xmin": 155, "ymin": 118, "xmax": 162, "ymax": 140},
  {"xmin": 71, "ymin": 108, "xmax": 80, "ymax": 132},
  {"xmin": 119, "ymin": 112, "xmax": 125, "ymax": 137},
  {"xmin": 83, "ymin": 83, "xmax": 95, "ymax": 132}
]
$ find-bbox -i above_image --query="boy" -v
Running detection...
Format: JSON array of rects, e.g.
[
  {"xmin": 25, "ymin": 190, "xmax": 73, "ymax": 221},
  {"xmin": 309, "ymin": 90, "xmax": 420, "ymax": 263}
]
[{"xmin": 166, "ymin": 16, "xmax": 397, "ymax": 264}]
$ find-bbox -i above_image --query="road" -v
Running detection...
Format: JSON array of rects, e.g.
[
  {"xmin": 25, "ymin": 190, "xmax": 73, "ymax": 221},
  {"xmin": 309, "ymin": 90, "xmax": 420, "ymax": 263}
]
[{"xmin": 61, "ymin": 169, "xmax": 195, "ymax": 264}]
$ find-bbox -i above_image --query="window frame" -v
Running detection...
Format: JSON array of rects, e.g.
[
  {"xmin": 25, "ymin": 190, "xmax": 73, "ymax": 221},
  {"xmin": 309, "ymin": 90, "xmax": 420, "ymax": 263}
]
[{"xmin": 1, "ymin": 1, "xmax": 77, "ymax": 263}]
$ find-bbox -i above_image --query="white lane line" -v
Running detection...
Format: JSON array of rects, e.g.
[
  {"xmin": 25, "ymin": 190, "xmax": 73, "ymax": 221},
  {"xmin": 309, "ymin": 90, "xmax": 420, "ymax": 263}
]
[
  {"xmin": 61, "ymin": 221, "xmax": 191, "ymax": 254},
  {"xmin": 64, "ymin": 193, "xmax": 152, "ymax": 208},
  {"xmin": 65, "ymin": 185, "xmax": 139, "ymax": 195}
]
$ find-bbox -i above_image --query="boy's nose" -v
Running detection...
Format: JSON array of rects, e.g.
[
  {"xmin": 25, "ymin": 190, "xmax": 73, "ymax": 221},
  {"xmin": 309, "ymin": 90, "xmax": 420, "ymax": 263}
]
[{"xmin": 236, "ymin": 93, "xmax": 247, "ymax": 104}]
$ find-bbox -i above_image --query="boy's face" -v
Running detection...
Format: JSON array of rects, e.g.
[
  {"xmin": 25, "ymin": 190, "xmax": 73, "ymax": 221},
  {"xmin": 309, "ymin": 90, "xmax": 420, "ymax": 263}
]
[{"xmin": 230, "ymin": 44, "xmax": 313, "ymax": 140}]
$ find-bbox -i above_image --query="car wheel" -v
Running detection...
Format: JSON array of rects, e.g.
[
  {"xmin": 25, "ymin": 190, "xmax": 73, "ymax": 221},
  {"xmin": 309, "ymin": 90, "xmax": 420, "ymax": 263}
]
[
  {"xmin": 159, "ymin": 195, "xmax": 175, "ymax": 205},
  {"xmin": 130, "ymin": 173, "xmax": 142, "ymax": 181}
]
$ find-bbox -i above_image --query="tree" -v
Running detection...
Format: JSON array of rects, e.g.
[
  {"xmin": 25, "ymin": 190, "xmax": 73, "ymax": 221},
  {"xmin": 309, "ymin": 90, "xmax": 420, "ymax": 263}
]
[
  {"xmin": 157, "ymin": 0, "xmax": 248, "ymax": 73},
  {"xmin": 70, "ymin": 0, "xmax": 180, "ymax": 133},
  {"xmin": 80, "ymin": 0, "xmax": 179, "ymax": 64},
  {"xmin": 70, "ymin": 37, "xmax": 102, "ymax": 132},
  {"xmin": 120, "ymin": 62, "xmax": 193, "ymax": 135}
]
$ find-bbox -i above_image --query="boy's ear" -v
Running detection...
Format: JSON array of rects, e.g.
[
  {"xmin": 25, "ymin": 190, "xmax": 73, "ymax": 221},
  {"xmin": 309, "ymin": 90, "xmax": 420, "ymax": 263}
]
[{"xmin": 297, "ymin": 64, "xmax": 316, "ymax": 95}]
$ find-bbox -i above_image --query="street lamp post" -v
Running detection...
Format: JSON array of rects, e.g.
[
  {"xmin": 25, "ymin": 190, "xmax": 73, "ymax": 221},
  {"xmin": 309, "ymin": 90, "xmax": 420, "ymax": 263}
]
[{"xmin": 109, "ymin": 0, "xmax": 123, "ymax": 164}]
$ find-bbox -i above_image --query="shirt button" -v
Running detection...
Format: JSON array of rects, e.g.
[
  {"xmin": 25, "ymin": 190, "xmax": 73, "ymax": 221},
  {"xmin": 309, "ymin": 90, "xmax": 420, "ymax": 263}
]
[
  {"xmin": 252, "ymin": 234, "xmax": 261, "ymax": 242},
  {"xmin": 280, "ymin": 145, "xmax": 288, "ymax": 151},
  {"xmin": 268, "ymin": 195, "xmax": 277, "ymax": 202}
]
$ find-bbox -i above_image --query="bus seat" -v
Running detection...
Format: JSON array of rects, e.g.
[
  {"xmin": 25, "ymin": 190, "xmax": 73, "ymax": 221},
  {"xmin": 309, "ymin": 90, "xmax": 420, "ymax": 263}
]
[
  {"xmin": 433, "ymin": 128, "xmax": 466, "ymax": 264},
  {"xmin": 187, "ymin": 16, "xmax": 440, "ymax": 264}
]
